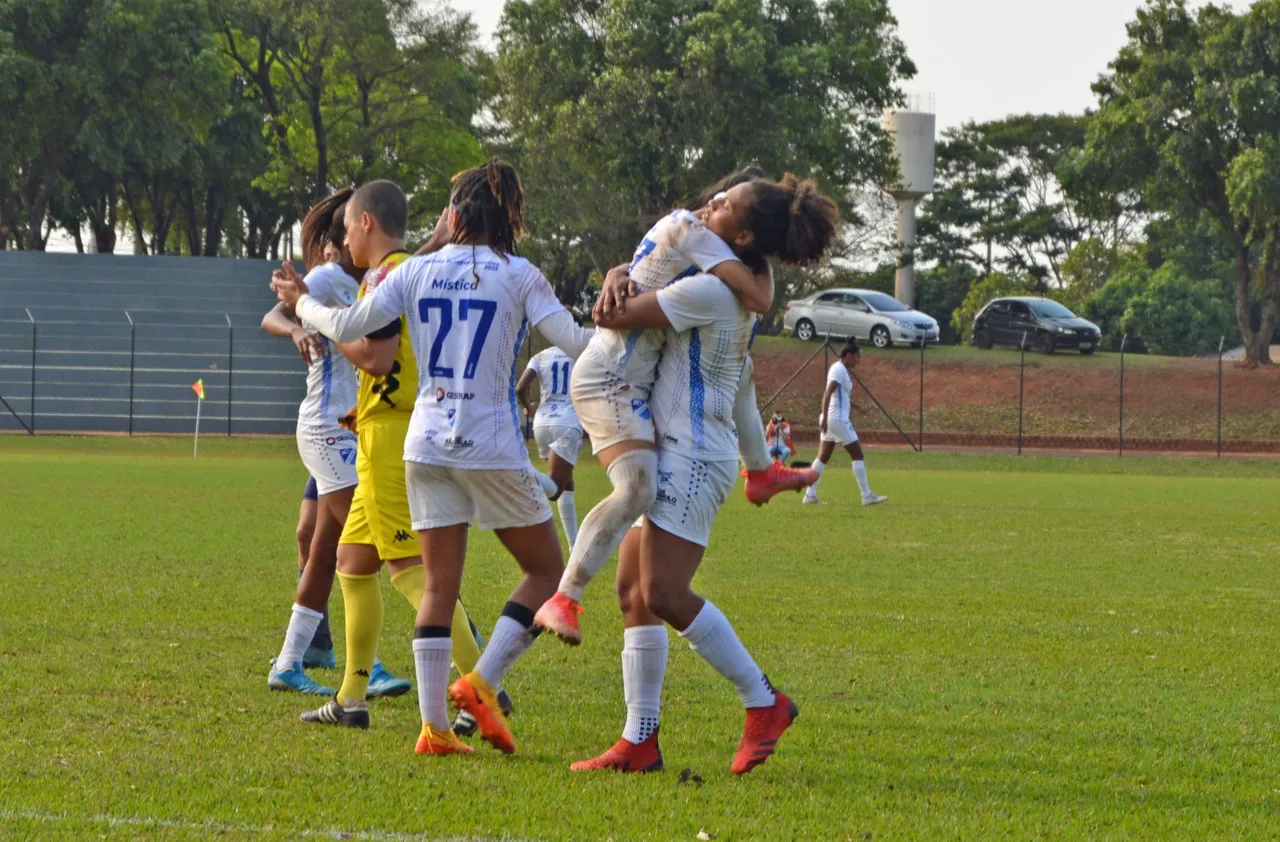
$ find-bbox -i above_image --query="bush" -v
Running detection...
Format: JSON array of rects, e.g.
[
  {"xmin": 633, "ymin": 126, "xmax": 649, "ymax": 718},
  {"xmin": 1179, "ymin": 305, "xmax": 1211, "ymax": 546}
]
[{"xmin": 1120, "ymin": 263, "xmax": 1235, "ymax": 356}]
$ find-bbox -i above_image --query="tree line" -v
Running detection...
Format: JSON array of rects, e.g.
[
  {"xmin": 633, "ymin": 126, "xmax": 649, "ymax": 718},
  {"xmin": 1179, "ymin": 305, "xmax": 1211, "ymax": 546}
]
[{"xmin": 1, "ymin": 0, "xmax": 1277, "ymax": 363}]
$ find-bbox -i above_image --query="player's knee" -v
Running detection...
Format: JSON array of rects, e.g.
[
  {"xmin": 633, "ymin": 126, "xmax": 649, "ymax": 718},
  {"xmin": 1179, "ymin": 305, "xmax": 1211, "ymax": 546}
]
[
  {"xmin": 614, "ymin": 464, "xmax": 658, "ymax": 520},
  {"xmin": 640, "ymin": 578, "xmax": 683, "ymax": 624},
  {"xmin": 616, "ymin": 576, "xmax": 641, "ymax": 614},
  {"xmin": 296, "ymin": 523, "xmax": 315, "ymax": 556}
]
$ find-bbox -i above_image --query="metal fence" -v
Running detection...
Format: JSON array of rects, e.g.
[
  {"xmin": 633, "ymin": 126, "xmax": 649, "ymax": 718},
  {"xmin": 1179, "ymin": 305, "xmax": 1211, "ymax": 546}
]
[
  {"xmin": 0, "ymin": 310, "xmax": 304, "ymax": 436},
  {"xmin": 755, "ymin": 333, "xmax": 1280, "ymax": 457}
]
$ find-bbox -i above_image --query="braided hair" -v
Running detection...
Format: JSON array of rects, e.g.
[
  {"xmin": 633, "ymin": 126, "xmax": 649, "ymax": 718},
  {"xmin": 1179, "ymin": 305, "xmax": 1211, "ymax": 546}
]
[
  {"xmin": 449, "ymin": 158, "xmax": 525, "ymax": 259},
  {"xmin": 299, "ymin": 188, "xmax": 354, "ymax": 271}
]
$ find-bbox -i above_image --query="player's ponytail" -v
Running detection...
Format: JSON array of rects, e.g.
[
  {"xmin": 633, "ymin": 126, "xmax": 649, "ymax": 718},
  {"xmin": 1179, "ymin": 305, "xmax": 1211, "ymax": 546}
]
[
  {"xmin": 300, "ymin": 188, "xmax": 354, "ymax": 271},
  {"xmin": 742, "ymin": 175, "xmax": 841, "ymax": 267}
]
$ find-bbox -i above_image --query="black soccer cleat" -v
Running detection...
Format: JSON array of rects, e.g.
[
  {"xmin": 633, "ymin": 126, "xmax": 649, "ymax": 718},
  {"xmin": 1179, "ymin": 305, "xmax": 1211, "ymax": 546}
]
[{"xmin": 301, "ymin": 698, "xmax": 370, "ymax": 729}]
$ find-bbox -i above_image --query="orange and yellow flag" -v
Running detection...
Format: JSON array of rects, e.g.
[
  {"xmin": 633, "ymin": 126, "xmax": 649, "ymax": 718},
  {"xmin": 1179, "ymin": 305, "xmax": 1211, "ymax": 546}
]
[{"xmin": 192, "ymin": 379, "xmax": 205, "ymax": 400}]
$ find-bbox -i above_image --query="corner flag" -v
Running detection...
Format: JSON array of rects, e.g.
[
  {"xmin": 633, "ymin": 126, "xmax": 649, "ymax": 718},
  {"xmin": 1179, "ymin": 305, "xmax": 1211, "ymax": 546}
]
[
  {"xmin": 192, "ymin": 379, "xmax": 205, "ymax": 400},
  {"xmin": 192, "ymin": 379, "xmax": 205, "ymax": 457}
]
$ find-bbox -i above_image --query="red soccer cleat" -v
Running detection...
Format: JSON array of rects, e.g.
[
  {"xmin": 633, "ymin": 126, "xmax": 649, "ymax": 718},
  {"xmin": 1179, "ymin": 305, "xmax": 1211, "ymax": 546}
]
[
  {"xmin": 570, "ymin": 729, "xmax": 664, "ymax": 773},
  {"xmin": 534, "ymin": 591, "xmax": 585, "ymax": 645},
  {"xmin": 731, "ymin": 691, "xmax": 798, "ymax": 775},
  {"xmin": 414, "ymin": 724, "xmax": 475, "ymax": 756},
  {"xmin": 449, "ymin": 673, "xmax": 515, "ymax": 754},
  {"xmin": 743, "ymin": 463, "xmax": 819, "ymax": 506}
]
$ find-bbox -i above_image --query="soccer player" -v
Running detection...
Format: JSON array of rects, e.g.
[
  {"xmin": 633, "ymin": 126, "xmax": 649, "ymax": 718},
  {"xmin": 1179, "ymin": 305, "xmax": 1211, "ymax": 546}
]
[
  {"xmin": 516, "ymin": 346, "xmax": 582, "ymax": 549},
  {"xmin": 273, "ymin": 180, "xmax": 484, "ymax": 728},
  {"xmin": 569, "ymin": 179, "xmax": 835, "ymax": 773},
  {"xmin": 766, "ymin": 413, "xmax": 794, "ymax": 465},
  {"xmin": 260, "ymin": 190, "xmax": 407, "ymax": 697},
  {"xmin": 802, "ymin": 339, "xmax": 887, "ymax": 507},
  {"xmin": 536, "ymin": 169, "xmax": 836, "ymax": 646},
  {"xmin": 274, "ymin": 159, "xmax": 593, "ymax": 756}
]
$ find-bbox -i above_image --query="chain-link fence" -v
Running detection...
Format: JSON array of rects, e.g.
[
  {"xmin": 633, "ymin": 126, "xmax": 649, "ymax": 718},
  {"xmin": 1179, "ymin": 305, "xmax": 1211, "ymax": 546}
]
[{"xmin": 753, "ymin": 332, "xmax": 1280, "ymax": 457}]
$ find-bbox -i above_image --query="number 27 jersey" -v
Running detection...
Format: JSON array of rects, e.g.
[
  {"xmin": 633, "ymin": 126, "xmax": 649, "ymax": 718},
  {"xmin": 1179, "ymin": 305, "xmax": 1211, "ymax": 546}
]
[{"xmin": 359, "ymin": 243, "xmax": 566, "ymax": 470}]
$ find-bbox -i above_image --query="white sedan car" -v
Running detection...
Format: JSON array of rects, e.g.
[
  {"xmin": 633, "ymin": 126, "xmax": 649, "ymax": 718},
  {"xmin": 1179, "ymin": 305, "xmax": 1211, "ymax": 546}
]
[{"xmin": 782, "ymin": 288, "xmax": 940, "ymax": 348}]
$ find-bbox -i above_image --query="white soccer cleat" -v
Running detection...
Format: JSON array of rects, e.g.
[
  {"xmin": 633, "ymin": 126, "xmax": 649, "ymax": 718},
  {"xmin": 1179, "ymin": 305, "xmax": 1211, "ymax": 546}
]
[
  {"xmin": 801, "ymin": 495, "xmax": 825, "ymax": 506},
  {"xmin": 862, "ymin": 494, "xmax": 888, "ymax": 507}
]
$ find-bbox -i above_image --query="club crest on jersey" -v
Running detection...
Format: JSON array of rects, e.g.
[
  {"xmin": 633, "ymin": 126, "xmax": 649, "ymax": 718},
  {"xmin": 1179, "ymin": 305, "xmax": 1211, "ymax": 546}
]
[
  {"xmin": 339, "ymin": 448, "xmax": 355, "ymax": 465},
  {"xmin": 630, "ymin": 398, "xmax": 651, "ymax": 420},
  {"xmin": 447, "ymin": 409, "xmax": 457, "ymax": 427}
]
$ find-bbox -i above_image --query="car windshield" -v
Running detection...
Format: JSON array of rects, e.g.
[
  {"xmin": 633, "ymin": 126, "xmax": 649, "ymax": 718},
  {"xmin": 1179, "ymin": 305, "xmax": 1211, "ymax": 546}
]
[
  {"xmin": 1030, "ymin": 300, "xmax": 1076, "ymax": 319},
  {"xmin": 860, "ymin": 292, "xmax": 909, "ymax": 312}
]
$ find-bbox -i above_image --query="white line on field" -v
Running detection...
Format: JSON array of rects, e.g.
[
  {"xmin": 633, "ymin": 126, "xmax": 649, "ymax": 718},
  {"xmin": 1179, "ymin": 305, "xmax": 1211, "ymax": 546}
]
[{"xmin": 0, "ymin": 808, "xmax": 538, "ymax": 841}]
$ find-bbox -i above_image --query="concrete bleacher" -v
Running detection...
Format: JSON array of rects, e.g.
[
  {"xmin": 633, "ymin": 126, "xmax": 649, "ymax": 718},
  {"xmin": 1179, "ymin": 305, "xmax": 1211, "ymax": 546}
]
[{"xmin": 0, "ymin": 252, "xmax": 309, "ymax": 435}]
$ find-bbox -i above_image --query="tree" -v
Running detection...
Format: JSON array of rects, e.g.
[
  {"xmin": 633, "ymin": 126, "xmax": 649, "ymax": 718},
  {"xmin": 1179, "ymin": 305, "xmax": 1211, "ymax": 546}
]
[
  {"xmin": 1120, "ymin": 263, "xmax": 1235, "ymax": 356},
  {"xmin": 1080, "ymin": 0, "xmax": 1280, "ymax": 365},
  {"xmin": 0, "ymin": 0, "xmax": 221, "ymax": 251},
  {"xmin": 493, "ymin": 0, "xmax": 916, "ymax": 301}
]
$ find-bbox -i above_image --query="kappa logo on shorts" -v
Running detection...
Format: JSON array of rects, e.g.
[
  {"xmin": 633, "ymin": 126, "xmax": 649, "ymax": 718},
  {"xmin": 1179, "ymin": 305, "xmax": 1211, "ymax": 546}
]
[
  {"xmin": 658, "ymin": 470, "xmax": 674, "ymax": 485},
  {"xmin": 339, "ymin": 448, "xmax": 355, "ymax": 465},
  {"xmin": 393, "ymin": 530, "xmax": 413, "ymax": 543},
  {"xmin": 630, "ymin": 398, "xmax": 651, "ymax": 420}
]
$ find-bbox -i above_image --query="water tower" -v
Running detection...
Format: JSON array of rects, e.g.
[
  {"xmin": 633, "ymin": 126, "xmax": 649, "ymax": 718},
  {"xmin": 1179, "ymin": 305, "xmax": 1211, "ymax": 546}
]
[{"xmin": 882, "ymin": 98, "xmax": 936, "ymax": 306}]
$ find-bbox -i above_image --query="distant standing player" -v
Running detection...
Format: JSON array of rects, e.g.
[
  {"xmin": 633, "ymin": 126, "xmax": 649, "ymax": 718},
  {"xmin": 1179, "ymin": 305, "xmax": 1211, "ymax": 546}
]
[
  {"xmin": 516, "ymin": 346, "xmax": 582, "ymax": 550},
  {"xmin": 802, "ymin": 339, "xmax": 887, "ymax": 507}
]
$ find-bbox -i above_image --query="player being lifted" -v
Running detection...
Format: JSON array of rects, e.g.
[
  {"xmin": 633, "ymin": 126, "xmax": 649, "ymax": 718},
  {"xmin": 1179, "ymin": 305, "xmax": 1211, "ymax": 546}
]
[
  {"xmin": 516, "ymin": 346, "xmax": 582, "ymax": 550},
  {"xmin": 274, "ymin": 160, "xmax": 593, "ymax": 756},
  {"xmin": 260, "ymin": 190, "xmax": 409, "ymax": 698},
  {"xmin": 535, "ymin": 167, "xmax": 833, "ymax": 646},
  {"xmin": 802, "ymin": 339, "xmax": 887, "ymax": 507},
  {"xmin": 271, "ymin": 181, "xmax": 486, "ymax": 729}
]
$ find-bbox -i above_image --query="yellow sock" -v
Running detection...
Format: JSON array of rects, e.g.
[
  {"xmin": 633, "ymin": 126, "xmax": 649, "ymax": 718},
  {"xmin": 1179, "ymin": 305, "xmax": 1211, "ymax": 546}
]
[
  {"xmin": 336, "ymin": 572, "xmax": 382, "ymax": 706},
  {"xmin": 450, "ymin": 600, "xmax": 481, "ymax": 676},
  {"xmin": 390, "ymin": 565, "xmax": 480, "ymax": 676}
]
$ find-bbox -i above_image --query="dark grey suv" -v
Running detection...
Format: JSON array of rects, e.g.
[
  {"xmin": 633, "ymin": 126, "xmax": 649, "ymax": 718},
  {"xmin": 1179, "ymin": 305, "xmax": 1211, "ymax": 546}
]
[{"xmin": 972, "ymin": 297, "xmax": 1102, "ymax": 355}]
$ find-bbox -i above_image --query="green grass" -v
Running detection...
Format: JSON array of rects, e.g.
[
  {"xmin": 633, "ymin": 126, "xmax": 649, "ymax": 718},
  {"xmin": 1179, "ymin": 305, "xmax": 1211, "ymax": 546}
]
[{"xmin": 3, "ymin": 437, "xmax": 1280, "ymax": 841}]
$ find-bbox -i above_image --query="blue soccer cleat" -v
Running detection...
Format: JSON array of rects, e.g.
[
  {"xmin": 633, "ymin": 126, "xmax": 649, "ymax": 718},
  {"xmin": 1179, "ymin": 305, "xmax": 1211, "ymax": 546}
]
[
  {"xmin": 366, "ymin": 661, "xmax": 411, "ymax": 699},
  {"xmin": 269, "ymin": 661, "xmax": 336, "ymax": 696},
  {"xmin": 303, "ymin": 645, "xmax": 337, "ymax": 670}
]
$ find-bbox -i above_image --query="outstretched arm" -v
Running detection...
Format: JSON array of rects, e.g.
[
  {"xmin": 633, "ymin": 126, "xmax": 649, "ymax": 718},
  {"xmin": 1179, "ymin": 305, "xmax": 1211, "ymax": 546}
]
[
  {"xmin": 272, "ymin": 262, "xmax": 399, "ymax": 343},
  {"xmin": 335, "ymin": 336, "xmax": 398, "ymax": 377},
  {"xmin": 261, "ymin": 300, "xmax": 327, "ymax": 366}
]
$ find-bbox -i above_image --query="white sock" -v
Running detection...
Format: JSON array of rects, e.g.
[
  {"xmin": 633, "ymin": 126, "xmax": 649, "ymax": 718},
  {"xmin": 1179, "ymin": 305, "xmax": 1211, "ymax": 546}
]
[
  {"xmin": 276, "ymin": 603, "xmax": 323, "ymax": 669},
  {"xmin": 475, "ymin": 615, "xmax": 536, "ymax": 690},
  {"xmin": 412, "ymin": 637, "xmax": 452, "ymax": 729},
  {"xmin": 621, "ymin": 625, "xmax": 668, "ymax": 744},
  {"xmin": 558, "ymin": 449, "xmax": 658, "ymax": 601},
  {"xmin": 679, "ymin": 601, "xmax": 775, "ymax": 709},
  {"xmin": 853, "ymin": 461, "xmax": 872, "ymax": 498},
  {"xmin": 734, "ymin": 358, "xmax": 772, "ymax": 472},
  {"xmin": 557, "ymin": 491, "xmax": 579, "ymax": 549},
  {"xmin": 803, "ymin": 460, "xmax": 826, "ymax": 499},
  {"xmin": 534, "ymin": 470, "xmax": 559, "ymax": 498}
]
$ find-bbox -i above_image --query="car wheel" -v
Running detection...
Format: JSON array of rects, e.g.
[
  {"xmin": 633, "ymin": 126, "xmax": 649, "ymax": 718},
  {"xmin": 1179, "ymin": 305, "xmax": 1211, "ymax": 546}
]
[
  {"xmin": 974, "ymin": 328, "xmax": 993, "ymax": 350},
  {"xmin": 870, "ymin": 325, "xmax": 892, "ymax": 349},
  {"xmin": 794, "ymin": 319, "xmax": 815, "ymax": 342},
  {"xmin": 1038, "ymin": 333, "xmax": 1056, "ymax": 355}
]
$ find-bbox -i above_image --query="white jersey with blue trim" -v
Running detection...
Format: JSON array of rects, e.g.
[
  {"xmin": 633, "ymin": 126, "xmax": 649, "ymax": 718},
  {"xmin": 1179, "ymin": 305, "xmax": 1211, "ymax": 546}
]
[
  {"xmin": 650, "ymin": 273, "xmax": 753, "ymax": 461},
  {"xmin": 823, "ymin": 361, "xmax": 854, "ymax": 424},
  {"xmin": 574, "ymin": 210, "xmax": 740, "ymax": 402},
  {"xmin": 337, "ymin": 244, "xmax": 567, "ymax": 470},
  {"xmin": 297, "ymin": 263, "xmax": 360, "ymax": 430},
  {"xmin": 527, "ymin": 347, "xmax": 579, "ymax": 429}
]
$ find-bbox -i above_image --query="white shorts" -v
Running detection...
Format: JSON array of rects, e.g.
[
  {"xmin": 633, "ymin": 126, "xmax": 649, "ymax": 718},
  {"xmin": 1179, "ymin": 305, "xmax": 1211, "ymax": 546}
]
[
  {"xmin": 636, "ymin": 452, "xmax": 737, "ymax": 548},
  {"xmin": 405, "ymin": 462, "xmax": 552, "ymax": 531},
  {"xmin": 534, "ymin": 424, "xmax": 583, "ymax": 466},
  {"xmin": 822, "ymin": 420, "xmax": 859, "ymax": 446},
  {"xmin": 296, "ymin": 425, "xmax": 358, "ymax": 496},
  {"xmin": 573, "ymin": 383, "xmax": 654, "ymax": 454}
]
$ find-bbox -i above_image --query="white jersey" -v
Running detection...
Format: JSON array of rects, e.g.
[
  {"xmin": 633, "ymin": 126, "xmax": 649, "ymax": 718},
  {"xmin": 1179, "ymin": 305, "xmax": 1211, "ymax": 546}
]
[
  {"xmin": 823, "ymin": 362, "xmax": 854, "ymax": 424},
  {"xmin": 650, "ymin": 274, "xmax": 754, "ymax": 461},
  {"xmin": 320, "ymin": 244, "xmax": 567, "ymax": 470},
  {"xmin": 575, "ymin": 210, "xmax": 739, "ymax": 400},
  {"xmin": 296, "ymin": 263, "xmax": 360, "ymax": 429},
  {"xmin": 527, "ymin": 347, "xmax": 579, "ymax": 429}
]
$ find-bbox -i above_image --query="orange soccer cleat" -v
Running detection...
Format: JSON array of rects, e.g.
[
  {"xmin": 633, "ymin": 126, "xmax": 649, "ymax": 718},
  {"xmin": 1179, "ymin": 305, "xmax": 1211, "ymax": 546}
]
[
  {"xmin": 449, "ymin": 673, "xmax": 515, "ymax": 754},
  {"xmin": 743, "ymin": 462, "xmax": 819, "ymax": 506},
  {"xmin": 570, "ymin": 730, "xmax": 664, "ymax": 773},
  {"xmin": 414, "ymin": 724, "xmax": 475, "ymax": 756},
  {"xmin": 730, "ymin": 691, "xmax": 798, "ymax": 775},
  {"xmin": 534, "ymin": 592, "xmax": 585, "ymax": 645}
]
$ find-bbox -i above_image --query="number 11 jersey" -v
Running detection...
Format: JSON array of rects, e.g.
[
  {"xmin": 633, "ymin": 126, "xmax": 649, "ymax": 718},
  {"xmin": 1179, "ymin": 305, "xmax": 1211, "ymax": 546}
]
[{"xmin": 359, "ymin": 243, "xmax": 567, "ymax": 470}]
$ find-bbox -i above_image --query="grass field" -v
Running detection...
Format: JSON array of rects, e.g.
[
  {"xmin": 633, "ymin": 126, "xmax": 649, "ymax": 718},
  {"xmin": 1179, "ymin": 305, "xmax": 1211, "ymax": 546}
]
[{"xmin": 3, "ymin": 436, "xmax": 1280, "ymax": 841}]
